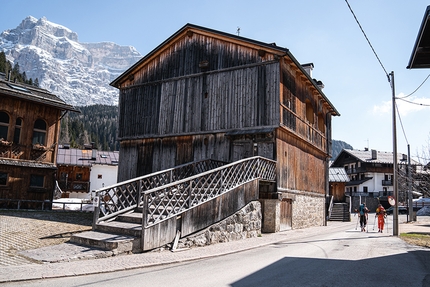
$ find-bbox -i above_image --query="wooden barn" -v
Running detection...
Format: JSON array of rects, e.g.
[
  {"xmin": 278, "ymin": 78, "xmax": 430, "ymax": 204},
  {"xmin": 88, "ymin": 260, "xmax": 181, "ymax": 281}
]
[
  {"xmin": 0, "ymin": 77, "xmax": 78, "ymax": 209},
  {"xmin": 110, "ymin": 24, "xmax": 339, "ymax": 231}
]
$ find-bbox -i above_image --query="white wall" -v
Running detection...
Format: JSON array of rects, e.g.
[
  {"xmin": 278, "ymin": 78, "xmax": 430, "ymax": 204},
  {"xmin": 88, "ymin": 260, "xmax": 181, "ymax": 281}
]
[{"xmin": 90, "ymin": 164, "xmax": 118, "ymax": 193}]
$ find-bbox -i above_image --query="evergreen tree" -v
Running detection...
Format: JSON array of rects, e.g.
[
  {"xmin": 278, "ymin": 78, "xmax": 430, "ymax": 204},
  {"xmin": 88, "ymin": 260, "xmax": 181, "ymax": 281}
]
[
  {"xmin": 0, "ymin": 52, "xmax": 6, "ymax": 73},
  {"xmin": 59, "ymin": 105, "xmax": 120, "ymax": 151}
]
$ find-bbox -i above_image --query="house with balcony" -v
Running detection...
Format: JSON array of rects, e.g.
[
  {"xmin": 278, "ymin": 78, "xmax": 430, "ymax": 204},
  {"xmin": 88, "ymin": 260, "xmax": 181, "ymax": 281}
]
[
  {"xmin": 331, "ymin": 148, "xmax": 421, "ymax": 209},
  {"xmin": 0, "ymin": 77, "xmax": 78, "ymax": 209},
  {"xmin": 56, "ymin": 144, "xmax": 119, "ymax": 200}
]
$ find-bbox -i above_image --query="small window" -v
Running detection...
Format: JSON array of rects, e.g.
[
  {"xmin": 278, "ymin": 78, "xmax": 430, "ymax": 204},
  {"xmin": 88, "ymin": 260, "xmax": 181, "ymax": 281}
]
[
  {"xmin": 32, "ymin": 119, "xmax": 47, "ymax": 145},
  {"xmin": 76, "ymin": 173, "xmax": 83, "ymax": 180},
  {"xmin": 0, "ymin": 172, "xmax": 7, "ymax": 185},
  {"xmin": 317, "ymin": 113, "xmax": 325, "ymax": 133},
  {"xmin": 98, "ymin": 174, "xmax": 102, "ymax": 179},
  {"xmin": 14, "ymin": 118, "xmax": 22, "ymax": 144},
  {"xmin": 30, "ymin": 175, "xmax": 44, "ymax": 187},
  {"xmin": 0, "ymin": 111, "xmax": 10, "ymax": 141},
  {"xmin": 305, "ymin": 100, "xmax": 314, "ymax": 123},
  {"xmin": 363, "ymin": 186, "xmax": 368, "ymax": 193}
]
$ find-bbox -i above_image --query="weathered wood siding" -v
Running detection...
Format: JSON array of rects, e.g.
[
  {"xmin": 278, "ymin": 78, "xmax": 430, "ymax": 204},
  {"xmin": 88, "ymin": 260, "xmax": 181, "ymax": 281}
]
[
  {"xmin": 279, "ymin": 58, "xmax": 332, "ymax": 154},
  {"xmin": 1, "ymin": 93, "xmax": 62, "ymax": 205},
  {"xmin": 118, "ymin": 32, "xmax": 280, "ymax": 140},
  {"xmin": 0, "ymin": 164, "xmax": 55, "ymax": 208},
  {"xmin": 118, "ymin": 134, "xmax": 232, "ymax": 181},
  {"xmin": 1, "ymin": 96, "xmax": 61, "ymax": 163},
  {"xmin": 276, "ymin": 129, "xmax": 327, "ymax": 195}
]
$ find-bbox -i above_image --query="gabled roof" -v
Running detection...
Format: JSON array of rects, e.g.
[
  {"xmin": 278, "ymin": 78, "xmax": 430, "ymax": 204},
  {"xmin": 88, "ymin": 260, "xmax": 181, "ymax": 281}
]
[
  {"xmin": 408, "ymin": 5, "xmax": 430, "ymax": 69},
  {"xmin": 329, "ymin": 167, "xmax": 350, "ymax": 182},
  {"xmin": 334, "ymin": 149, "xmax": 420, "ymax": 165},
  {"xmin": 346, "ymin": 177, "xmax": 372, "ymax": 186},
  {"xmin": 110, "ymin": 23, "xmax": 339, "ymax": 116},
  {"xmin": 57, "ymin": 147, "xmax": 119, "ymax": 166},
  {"xmin": 0, "ymin": 79, "xmax": 79, "ymax": 112}
]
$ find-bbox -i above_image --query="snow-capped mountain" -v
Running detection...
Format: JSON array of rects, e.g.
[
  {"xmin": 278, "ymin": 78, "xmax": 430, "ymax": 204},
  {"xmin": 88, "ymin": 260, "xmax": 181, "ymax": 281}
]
[{"xmin": 0, "ymin": 16, "xmax": 142, "ymax": 106}]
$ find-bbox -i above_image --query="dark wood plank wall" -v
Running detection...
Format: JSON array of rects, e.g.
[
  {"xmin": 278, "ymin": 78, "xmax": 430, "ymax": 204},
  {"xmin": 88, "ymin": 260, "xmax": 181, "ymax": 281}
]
[
  {"xmin": 116, "ymin": 33, "xmax": 282, "ymax": 180},
  {"xmin": 118, "ymin": 133, "xmax": 232, "ymax": 181},
  {"xmin": 276, "ymin": 58, "xmax": 332, "ymax": 195},
  {"xmin": 276, "ymin": 131, "xmax": 326, "ymax": 194},
  {"xmin": 118, "ymin": 33, "xmax": 280, "ymax": 140},
  {"xmin": 0, "ymin": 165, "xmax": 55, "ymax": 206},
  {"xmin": 1, "ymin": 95, "xmax": 63, "ymax": 205},
  {"xmin": 1, "ymin": 96, "xmax": 61, "ymax": 163}
]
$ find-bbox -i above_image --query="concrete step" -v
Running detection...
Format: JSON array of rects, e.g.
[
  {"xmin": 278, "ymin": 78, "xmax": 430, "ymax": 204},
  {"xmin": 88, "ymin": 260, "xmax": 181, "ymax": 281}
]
[
  {"xmin": 117, "ymin": 212, "xmax": 143, "ymax": 224},
  {"xmin": 70, "ymin": 231, "xmax": 140, "ymax": 253},
  {"xmin": 95, "ymin": 221, "xmax": 142, "ymax": 237}
]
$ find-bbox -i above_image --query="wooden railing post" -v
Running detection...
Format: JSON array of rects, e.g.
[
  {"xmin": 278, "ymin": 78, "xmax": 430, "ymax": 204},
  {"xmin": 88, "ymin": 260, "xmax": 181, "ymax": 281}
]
[
  {"xmin": 136, "ymin": 180, "xmax": 142, "ymax": 207},
  {"xmin": 141, "ymin": 192, "xmax": 148, "ymax": 251},
  {"xmin": 188, "ymin": 180, "xmax": 193, "ymax": 208},
  {"xmin": 92, "ymin": 192, "xmax": 100, "ymax": 230}
]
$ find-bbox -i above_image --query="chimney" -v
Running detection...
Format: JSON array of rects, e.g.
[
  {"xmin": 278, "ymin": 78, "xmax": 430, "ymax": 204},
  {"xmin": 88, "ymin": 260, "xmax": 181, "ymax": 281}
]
[
  {"xmin": 302, "ymin": 63, "xmax": 314, "ymax": 78},
  {"xmin": 91, "ymin": 142, "xmax": 96, "ymax": 160},
  {"xmin": 371, "ymin": 149, "xmax": 377, "ymax": 160},
  {"xmin": 315, "ymin": 79, "xmax": 325, "ymax": 90}
]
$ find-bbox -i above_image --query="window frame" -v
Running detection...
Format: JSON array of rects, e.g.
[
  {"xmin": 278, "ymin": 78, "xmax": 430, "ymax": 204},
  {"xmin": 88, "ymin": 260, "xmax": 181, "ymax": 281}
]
[
  {"xmin": 0, "ymin": 172, "xmax": 8, "ymax": 186},
  {"xmin": 0, "ymin": 111, "xmax": 10, "ymax": 141},
  {"xmin": 30, "ymin": 174, "xmax": 45, "ymax": 188},
  {"xmin": 32, "ymin": 119, "xmax": 47, "ymax": 146}
]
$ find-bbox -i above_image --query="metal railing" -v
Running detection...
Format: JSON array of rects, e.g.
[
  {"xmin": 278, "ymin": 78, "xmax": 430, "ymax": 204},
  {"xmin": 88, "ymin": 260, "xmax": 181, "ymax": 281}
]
[
  {"xmin": 92, "ymin": 159, "xmax": 227, "ymax": 225},
  {"xmin": 142, "ymin": 156, "xmax": 276, "ymax": 227},
  {"xmin": 0, "ymin": 198, "xmax": 91, "ymax": 211}
]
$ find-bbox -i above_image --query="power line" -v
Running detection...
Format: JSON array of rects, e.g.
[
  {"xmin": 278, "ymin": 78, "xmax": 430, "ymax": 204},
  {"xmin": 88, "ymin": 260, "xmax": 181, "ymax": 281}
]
[
  {"xmin": 395, "ymin": 102, "xmax": 409, "ymax": 146},
  {"xmin": 344, "ymin": 0, "xmax": 390, "ymax": 82},
  {"xmin": 396, "ymin": 97, "xmax": 430, "ymax": 107},
  {"xmin": 397, "ymin": 73, "xmax": 430, "ymax": 99}
]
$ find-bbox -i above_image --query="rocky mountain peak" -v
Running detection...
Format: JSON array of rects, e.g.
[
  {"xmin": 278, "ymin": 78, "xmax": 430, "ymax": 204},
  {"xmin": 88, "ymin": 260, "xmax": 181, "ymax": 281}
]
[{"xmin": 0, "ymin": 16, "xmax": 141, "ymax": 106}]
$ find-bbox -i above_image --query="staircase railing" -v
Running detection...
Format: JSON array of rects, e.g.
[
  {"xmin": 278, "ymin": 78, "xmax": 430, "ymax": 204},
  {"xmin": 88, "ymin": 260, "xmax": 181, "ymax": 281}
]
[
  {"xmin": 141, "ymin": 156, "xmax": 276, "ymax": 228},
  {"xmin": 92, "ymin": 159, "xmax": 227, "ymax": 226}
]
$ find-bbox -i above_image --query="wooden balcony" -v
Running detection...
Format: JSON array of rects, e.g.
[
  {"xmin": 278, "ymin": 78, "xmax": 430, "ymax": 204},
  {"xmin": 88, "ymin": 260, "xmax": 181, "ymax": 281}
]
[{"xmin": 0, "ymin": 142, "xmax": 55, "ymax": 162}]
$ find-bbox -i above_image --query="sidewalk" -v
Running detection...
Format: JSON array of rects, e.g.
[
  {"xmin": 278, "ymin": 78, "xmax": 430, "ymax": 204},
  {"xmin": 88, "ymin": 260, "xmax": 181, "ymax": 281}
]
[{"xmin": 0, "ymin": 213, "xmax": 429, "ymax": 283}]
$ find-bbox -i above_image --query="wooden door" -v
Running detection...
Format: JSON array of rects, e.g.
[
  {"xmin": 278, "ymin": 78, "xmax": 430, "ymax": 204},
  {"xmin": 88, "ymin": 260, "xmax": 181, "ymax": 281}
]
[{"xmin": 280, "ymin": 198, "xmax": 292, "ymax": 230}]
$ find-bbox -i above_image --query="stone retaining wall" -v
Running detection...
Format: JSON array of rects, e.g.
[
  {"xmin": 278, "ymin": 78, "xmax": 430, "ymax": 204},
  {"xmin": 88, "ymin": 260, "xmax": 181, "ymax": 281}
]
[
  {"xmin": 175, "ymin": 201, "xmax": 262, "ymax": 249},
  {"xmin": 292, "ymin": 193, "xmax": 325, "ymax": 229}
]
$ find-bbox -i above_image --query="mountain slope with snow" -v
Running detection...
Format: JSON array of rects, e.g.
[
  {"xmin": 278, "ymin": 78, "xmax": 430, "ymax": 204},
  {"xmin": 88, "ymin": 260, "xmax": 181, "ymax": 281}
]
[{"xmin": 0, "ymin": 16, "xmax": 141, "ymax": 106}]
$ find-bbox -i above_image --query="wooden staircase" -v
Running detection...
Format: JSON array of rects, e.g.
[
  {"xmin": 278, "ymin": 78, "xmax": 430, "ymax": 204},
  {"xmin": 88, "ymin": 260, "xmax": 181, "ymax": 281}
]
[
  {"xmin": 329, "ymin": 203, "xmax": 350, "ymax": 222},
  {"xmin": 70, "ymin": 156, "xmax": 276, "ymax": 254}
]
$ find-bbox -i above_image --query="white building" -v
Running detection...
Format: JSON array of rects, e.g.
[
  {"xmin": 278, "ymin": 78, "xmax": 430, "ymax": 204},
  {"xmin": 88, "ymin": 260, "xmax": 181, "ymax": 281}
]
[{"xmin": 56, "ymin": 146, "xmax": 119, "ymax": 200}]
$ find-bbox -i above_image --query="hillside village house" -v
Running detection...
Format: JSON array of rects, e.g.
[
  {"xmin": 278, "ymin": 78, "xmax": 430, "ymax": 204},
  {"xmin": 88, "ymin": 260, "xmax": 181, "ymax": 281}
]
[
  {"xmin": 110, "ymin": 23, "xmax": 340, "ymax": 231},
  {"xmin": 331, "ymin": 148, "xmax": 421, "ymax": 211},
  {"xmin": 56, "ymin": 145, "xmax": 119, "ymax": 200},
  {"xmin": 0, "ymin": 75, "xmax": 78, "ymax": 209}
]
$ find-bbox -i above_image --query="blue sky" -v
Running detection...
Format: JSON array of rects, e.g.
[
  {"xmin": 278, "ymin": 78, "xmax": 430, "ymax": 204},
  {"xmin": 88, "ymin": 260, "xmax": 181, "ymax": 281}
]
[{"xmin": 2, "ymin": 0, "xmax": 430, "ymax": 160}]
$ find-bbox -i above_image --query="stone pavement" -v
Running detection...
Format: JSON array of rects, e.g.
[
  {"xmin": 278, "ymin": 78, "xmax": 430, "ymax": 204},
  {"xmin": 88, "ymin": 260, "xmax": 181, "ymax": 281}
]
[{"xmin": 0, "ymin": 211, "xmax": 429, "ymax": 283}]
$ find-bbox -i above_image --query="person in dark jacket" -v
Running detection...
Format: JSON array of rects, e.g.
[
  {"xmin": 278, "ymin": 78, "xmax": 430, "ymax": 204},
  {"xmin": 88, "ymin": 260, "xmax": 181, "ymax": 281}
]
[{"xmin": 359, "ymin": 202, "xmax": 369, "ymax": 232}]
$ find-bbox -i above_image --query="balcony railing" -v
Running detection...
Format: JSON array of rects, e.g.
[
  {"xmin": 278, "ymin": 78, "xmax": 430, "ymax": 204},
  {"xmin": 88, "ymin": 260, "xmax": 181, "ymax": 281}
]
[
  {"xmin": 281, "ymin": 106, "xmax": 327, "ymax": 152},
  {"xmin": 0, "ymin": 142, "xmax": 55, "ymax": 162},
  {"xmin": 57, "ymin": 180, "xmax": 90, "ymax": 193},
  {"xmin": 382, "ymin": 180, "xmax": 393, "ymax": 186}
]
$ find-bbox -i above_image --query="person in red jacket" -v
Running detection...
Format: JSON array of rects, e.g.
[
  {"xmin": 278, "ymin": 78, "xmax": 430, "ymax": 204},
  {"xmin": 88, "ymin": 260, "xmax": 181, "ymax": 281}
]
[{"xmin": 376, "ymin": 204, "xmax": 386, "ymax": 233}]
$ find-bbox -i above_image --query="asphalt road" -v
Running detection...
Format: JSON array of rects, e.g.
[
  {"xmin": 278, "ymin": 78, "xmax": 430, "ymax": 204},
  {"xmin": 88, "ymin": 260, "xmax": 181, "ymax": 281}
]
[{"xmin": 3, "ymin": 218, "xmax": 429, "ymax": 287}]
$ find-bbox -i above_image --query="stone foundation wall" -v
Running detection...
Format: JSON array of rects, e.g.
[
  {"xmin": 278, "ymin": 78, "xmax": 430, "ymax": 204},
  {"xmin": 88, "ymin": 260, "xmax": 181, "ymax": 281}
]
[
  {"xmin": 292, "ymin": 193, "xmax": 325, "ymax": 229},
  {"xmin": 176, "ymin": 201, "xmax": 262, "ymax": 249}
]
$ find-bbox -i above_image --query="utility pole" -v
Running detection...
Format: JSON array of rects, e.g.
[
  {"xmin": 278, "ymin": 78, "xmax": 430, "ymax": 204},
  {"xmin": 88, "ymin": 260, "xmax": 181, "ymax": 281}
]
[
  {"xmin": 390, "ymin": 71, "xmax": 399, "ymax": 236},
  {"xmin": 407, "ymin": 144, "xmax": 413, "ymax": 222}
]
